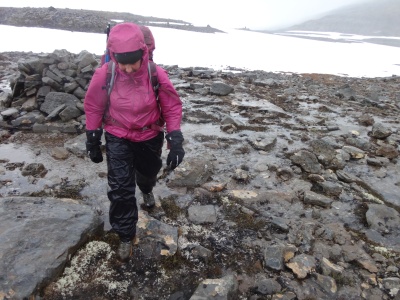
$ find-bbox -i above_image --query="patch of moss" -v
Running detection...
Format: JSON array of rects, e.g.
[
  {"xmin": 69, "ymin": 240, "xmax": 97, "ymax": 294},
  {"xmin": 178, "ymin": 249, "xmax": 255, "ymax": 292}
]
[
  {"xmin": 161, "ymin": 197, "xmax": 184, "ymax": 220},
  {"xmin": 223, "ymin": 203, "xmax": 266, "ymax": 231},
  {"xmin": 160, "ymin": 251, "xmax": 192, "ymax": 271},
  {"xmin": 331, "ymin": 272, "xmax": 355, "ymax": 287}
]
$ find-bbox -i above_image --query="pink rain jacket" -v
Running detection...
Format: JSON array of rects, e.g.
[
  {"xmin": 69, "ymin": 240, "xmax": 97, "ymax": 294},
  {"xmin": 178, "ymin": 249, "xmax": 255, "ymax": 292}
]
[{"xmin": 84, "ymin": 23, "xmax": 182, "ymax": 142}]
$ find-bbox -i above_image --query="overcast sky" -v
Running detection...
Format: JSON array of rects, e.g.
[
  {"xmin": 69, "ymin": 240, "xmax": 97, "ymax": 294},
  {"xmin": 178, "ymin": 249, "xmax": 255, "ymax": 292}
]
[{"xmin": 1, "ymin": 0, "xmax": 373, "ymax": 30}]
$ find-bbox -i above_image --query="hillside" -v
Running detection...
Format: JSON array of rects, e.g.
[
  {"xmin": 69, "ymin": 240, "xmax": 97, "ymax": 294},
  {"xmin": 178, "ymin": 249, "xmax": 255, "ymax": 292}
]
[{"xmin": 266, "ymin": 0, "xmax": 400, "ymax": 47}]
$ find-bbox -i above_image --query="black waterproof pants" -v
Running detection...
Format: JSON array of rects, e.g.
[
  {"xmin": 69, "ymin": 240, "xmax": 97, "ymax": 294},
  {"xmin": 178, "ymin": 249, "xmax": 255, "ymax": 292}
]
[{"xmin": 105, "ymin": 131, "xmax": 164, "ymax": 242}]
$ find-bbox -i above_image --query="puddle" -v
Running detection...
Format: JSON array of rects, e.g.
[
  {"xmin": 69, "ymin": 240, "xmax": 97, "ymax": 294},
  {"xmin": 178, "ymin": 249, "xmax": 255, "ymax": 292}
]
[{"xmin": 0, "ymin": 143, "xmax": 36, "ymax": 163}]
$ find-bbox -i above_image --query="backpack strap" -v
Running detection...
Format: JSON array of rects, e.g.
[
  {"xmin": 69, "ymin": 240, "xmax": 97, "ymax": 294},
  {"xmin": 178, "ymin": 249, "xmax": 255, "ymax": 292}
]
[
  {"xmin": 106, "ymin": 61, "xmax": 116, "ymax": 96},
  {"xmin": 105, "ymin": 61, "xmax": 157, "ymax": 98},
  {"xmin": 148, "ymin": 61, "xmax": 159, "ymax": 100}
]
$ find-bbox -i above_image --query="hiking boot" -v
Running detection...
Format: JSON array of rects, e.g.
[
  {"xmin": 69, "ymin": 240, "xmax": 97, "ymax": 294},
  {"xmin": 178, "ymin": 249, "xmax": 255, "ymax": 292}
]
[
  {"xmin": 142, "ymin": 192, "xmax": 155, "ymax": 208},
  {"xmin": 117, "ymin": 241, "xmax": 132, "ymax": 262}
]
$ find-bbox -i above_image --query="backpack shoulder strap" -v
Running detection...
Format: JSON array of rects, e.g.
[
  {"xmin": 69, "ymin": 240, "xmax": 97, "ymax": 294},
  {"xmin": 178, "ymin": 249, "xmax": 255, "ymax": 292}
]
[
  {"xmin": 105, "ymin": 61, "xmax": 116, "ymax": 96},
  {"xmin": 105, "ymin": 61, "xmax": 158, "ymax": 99},
  {"xmin": 148, "ymin": 61, "xmax": 159, "ymax": 100},
  {"xmin": 101, "ymin": 61, "xmax": 116, "ymax": 121}
]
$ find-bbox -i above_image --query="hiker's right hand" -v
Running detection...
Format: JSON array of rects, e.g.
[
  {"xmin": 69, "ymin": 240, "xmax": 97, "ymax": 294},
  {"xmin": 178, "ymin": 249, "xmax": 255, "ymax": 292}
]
[{"xmin": 86, "ymin": 129, "xmax": 103, "ymax": 163}]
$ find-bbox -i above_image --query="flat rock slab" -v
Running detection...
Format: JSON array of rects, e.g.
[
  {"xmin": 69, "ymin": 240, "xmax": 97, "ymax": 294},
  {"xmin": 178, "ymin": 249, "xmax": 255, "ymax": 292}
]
[{"xmin": 0, "ymin": 196, "xmax": 103, "ymax": 299}]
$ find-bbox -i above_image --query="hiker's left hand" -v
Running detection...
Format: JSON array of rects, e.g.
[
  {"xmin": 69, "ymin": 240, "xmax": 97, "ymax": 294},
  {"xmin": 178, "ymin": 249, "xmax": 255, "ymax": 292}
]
[{"xmin": 166, "ymin": 130, "xmax": 185, "ymax": 170}]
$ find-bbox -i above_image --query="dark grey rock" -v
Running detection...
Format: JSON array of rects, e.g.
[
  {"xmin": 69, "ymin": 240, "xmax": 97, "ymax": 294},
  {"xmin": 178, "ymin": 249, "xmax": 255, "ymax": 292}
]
[
  {"xmin": 209, "ymin": 81, "xmax": 234, "ymax": 96},
  {"xmin": 0, "ymin": 196, "xmax": 103, "ymax": 300}
]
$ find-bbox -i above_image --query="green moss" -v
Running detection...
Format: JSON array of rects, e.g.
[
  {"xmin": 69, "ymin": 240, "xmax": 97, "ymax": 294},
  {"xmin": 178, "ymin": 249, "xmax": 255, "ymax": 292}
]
[
  {"xmin": 331, "ymin": 272, "xmax": 355, "ymax": 287},
  {"xmin": 223, "ymin": 203, "xmax": 266, "ymax": 231},
  {"xmin": 161, "ymin": 197, "xmax": 184, "ymax": 220}
]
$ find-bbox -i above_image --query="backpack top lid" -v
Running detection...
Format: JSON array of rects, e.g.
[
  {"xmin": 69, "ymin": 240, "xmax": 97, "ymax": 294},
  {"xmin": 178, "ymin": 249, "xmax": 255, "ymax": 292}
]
[{"xmin": 139, "ymin": 25, "xmax": 155, "ymax": 61}]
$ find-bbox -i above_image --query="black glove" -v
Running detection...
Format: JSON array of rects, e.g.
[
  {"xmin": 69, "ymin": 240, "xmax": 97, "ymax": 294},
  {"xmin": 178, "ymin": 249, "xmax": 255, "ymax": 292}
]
[
  {"xmin": 166, "ymin": 130, "xmax": 185, "ymax": 170},
  {"xmin": 86, "ymin": 128, "xmax": 103, "ymax": 163}
]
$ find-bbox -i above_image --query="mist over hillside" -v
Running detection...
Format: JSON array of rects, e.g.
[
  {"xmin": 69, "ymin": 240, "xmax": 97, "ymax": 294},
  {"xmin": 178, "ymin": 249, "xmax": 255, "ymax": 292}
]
[{"xmin": 271, "ymin": 0, "xmax": 400, "ymax": 38}]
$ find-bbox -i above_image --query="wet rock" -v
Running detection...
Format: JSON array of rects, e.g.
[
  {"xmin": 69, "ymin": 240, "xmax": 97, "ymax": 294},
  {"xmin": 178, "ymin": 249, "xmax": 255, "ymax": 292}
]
[
  {"xmin": 357, "ymin": 258, "xmax": 378, "ymax": 273},
  {"xmin": 345, "ymin": 136, "xmax": 372, "ymax": 151},
  {"xmin": 0, "ymin": 196, "xmax": 103, "ymax": 300},
  {"xmin": 40, "ymin": 92, "xmax": 82, "ymax": 121},
  {"xmin": 365, "ymin": 203, "xmax": 400, "ymax": 234},
  {"xmin": 271, "ymin": 292, "xmax": 297, "ymax": 300},
  {"xmin": 358, "ymin": 114, "xmax": 375, "ymax": 126},
  {"xmin": 321, "ymin": 257, "xmax": 344, "ymax": 276},
  {"xmin": 314, "ymin": 273, "xmax": 337, "ymax": 295},
  {"xmin": 188, "ymin": 204, "xmax": 217, "ymax": 224},
  {"xmin": 290, "ymin": 150, "xmax": 323, "ymax": 174},
  {"xmin": 286, "ymin": 254, "xmax": 316, "ymax": 279},
  {"xmin": 366, "ymin": 156, "xmax": 390, "ymax": 167},
  {"xmin": 0, "ymin": 107, "xmax": 18, "ymax": 118},
  {"xmin": 21, "ymin": 96, "xmax": 38, "ymax": 111},
  {"xmin": 190, "ymin": 274, "xmax": 237, "ymax": 300},
  {"xmin": 137, "ymin": 211, "xmax": 178, "ymax": 258},
  {"xmin": 255, "ymin": 276, "xmax": 282, "ymax": 295},
  {"xmin": 370, "ymin": 122, "xmax": 392, "ymax": 139},
  {"xmin": 342, "ymin": 145, "xmax": 365, "ymax": 159},
  {"xmin": 302, "ymin": 191, "xmax": 333, "ymax": 208},
  {"xmin": 21, "ymin": 162, "xmax": 47, "ymax": 177},
  {"xmin": 233, "ymin": 168, "xmax": 250, "ymax": 182},
  {"xmin": 11, "ymin": 111, "xmax": 44, "ymax": 127},
  {"xmin": 248, "ymin": 134, "xmax": 277, "ymax": 151},
  {"xmin": 376, "ymin": 143, "xmax": 399, "ymax": 159},
  {"xmin": 263, "ymin": 243, "xmax": 296, "ymax": 271},
  {"xmin": 382, "ymin": 277, "xmax": 400, "ymax": 297},
  {"xmin": 276, "ymin": 166, "xmax": 293, "ymax": 181},
  {"xmin": 335, "ymin": 84, "xmax": 356, "ymax": 100},
  {"xmin": 186, "ymin": 244, "xmax": 213, "ymax": 262},
  {"xmin": 51, "ymin": 147, "xmax": 70, "ymax": 160},
  {"xmin": 270, "ymin": 216, "xmax": 290, "ymax": 232},
  {"xmin": 310, "ymin": 139, "xmax": 338, "ymax": 166},
  {"xmin": 316, "ymin": 180, "xmax": 343, "ymax": 197},
  {"xmin": 209, "ymin": 81, "xmax": 234, "ymax": 96},
  {"xmin": 0, "ymin": 91, "xmax": 12, "ymax": 107},
  {"xmin": 167, "ymin": 157, "xmax": 214, "ymax": 188}
]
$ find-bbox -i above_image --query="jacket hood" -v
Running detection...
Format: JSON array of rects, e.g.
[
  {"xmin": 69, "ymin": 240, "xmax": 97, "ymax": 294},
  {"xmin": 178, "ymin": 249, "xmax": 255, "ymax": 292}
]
[{"xmin": 107, "ymin": 23, "xmax": 148, "ymax": 67}]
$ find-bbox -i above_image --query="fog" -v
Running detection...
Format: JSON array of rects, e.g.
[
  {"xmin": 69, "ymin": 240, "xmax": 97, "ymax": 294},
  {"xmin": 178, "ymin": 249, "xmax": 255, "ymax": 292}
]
[{"xmin": 0, "ymin": 0, "xmax": 374, "ymax": 30}]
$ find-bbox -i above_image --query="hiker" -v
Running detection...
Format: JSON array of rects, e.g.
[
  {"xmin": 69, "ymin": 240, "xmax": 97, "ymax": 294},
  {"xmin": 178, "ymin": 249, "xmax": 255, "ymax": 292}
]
[{"xmin": 84, "ymin": 22, "xmax": 185, "ymax": 262}]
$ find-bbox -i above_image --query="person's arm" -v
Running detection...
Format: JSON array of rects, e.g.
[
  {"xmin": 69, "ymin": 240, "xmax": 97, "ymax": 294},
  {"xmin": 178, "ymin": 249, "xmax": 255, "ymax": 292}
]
[
  {"xmin": 84, "ymin": 64, "xmax": 109, "ymax": 130},
  {"xmin": 156, "ymin": 66, "xmax": 182, "ymax": 133},
  {"xmin": 84, "ymin": 64, "xmax": 109, "ymax": 163},
  {"xmin": 156, "ymin": 66, "xmax": 184, "ymax": 169}
]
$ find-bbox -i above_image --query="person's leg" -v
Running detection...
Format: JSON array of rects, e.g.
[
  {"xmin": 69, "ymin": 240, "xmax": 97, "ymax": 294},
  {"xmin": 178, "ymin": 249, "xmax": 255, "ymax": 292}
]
[
  {"xmin": 135, "ymin": 131, "xmax": 164, "ymax": 195},
  {"xmin": 105, "ymin": 132, "xmax": 138, "ymax": 243}
]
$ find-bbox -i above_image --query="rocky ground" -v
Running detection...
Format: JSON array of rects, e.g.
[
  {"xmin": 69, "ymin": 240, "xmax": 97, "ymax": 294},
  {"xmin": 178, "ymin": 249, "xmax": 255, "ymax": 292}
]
[
  {"xmin": 0, "ymin": 47, "xmax": 399, "ymax": 300},
  {"xmin": 0, "ymin": 7, "xmax": 399, "ymax": 300}
]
